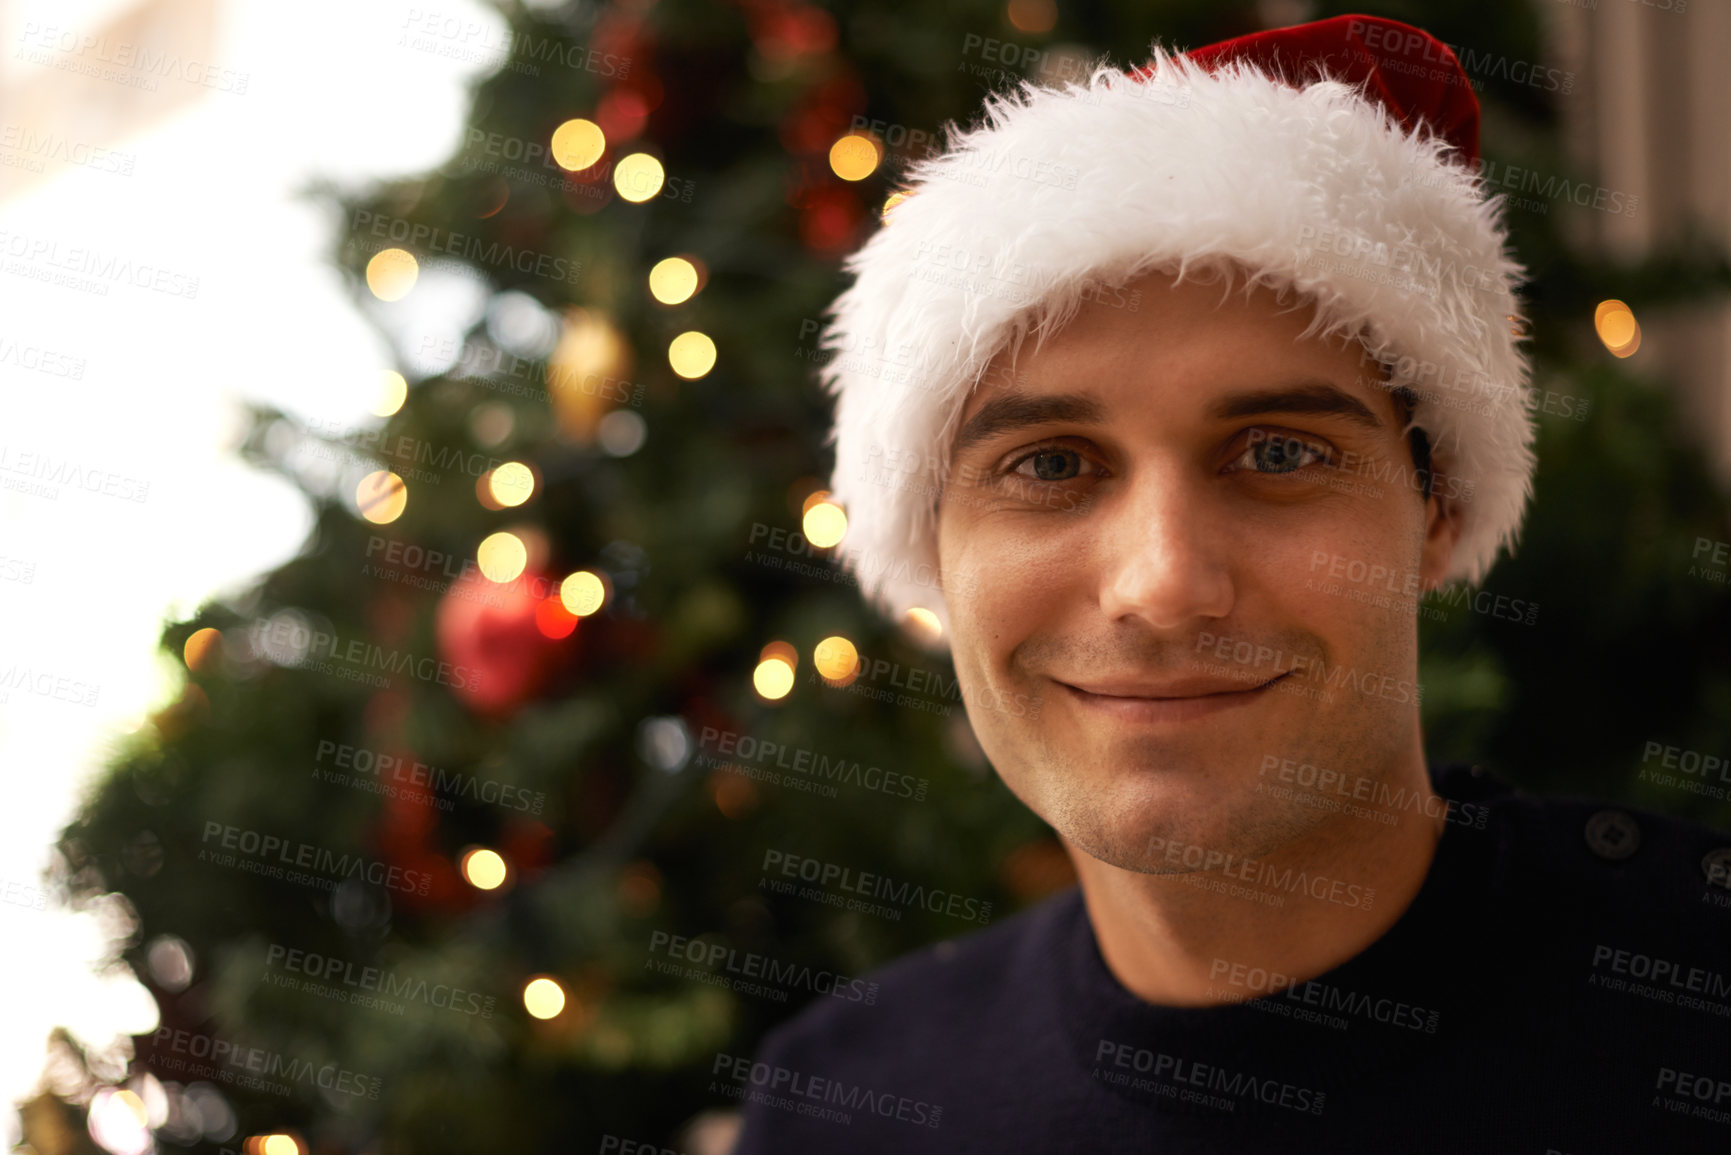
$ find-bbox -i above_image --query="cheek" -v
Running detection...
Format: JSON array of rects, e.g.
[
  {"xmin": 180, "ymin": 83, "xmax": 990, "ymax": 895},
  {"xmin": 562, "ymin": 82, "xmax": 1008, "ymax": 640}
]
[
  {"xmin": 946, "ymin": 515, "xmax": 1086, "ymax": 642},
  {"xmin": 1257, "ymin": 497, "xmax": 1425, "ymax": 644}
]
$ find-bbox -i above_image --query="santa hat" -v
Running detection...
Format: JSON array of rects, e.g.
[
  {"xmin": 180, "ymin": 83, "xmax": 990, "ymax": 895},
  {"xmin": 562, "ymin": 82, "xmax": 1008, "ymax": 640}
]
[{"xmin": 816, "ymin": 14, "xmax": 1534, "ymax": 651}]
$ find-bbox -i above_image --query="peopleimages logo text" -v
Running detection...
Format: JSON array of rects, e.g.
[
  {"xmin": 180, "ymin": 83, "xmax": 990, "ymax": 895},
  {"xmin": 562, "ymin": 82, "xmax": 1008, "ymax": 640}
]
[
  {"xmin": 265, "ymin": 944, "xmax": 495, "ymax": 1017},
  {"xmin": 200, "ymin": 821, "xmax": 431, "ymax": 896}
]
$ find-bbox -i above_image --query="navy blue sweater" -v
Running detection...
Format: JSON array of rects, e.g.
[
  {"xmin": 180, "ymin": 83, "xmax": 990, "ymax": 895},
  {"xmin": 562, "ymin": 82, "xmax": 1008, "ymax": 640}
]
[{"xmin": 731, "ymin": 763, "xmax": 1731, "ymax": 1153}]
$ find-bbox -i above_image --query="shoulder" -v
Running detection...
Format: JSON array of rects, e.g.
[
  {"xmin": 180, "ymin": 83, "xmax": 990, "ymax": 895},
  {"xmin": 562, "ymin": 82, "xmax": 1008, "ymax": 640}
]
[
  {"xmin": 729, "ymin": 889, "xmax": 1084, "ymax": 1154},
  {"xmin": 1485, "ymin": 768, "xmax": 1729, "ymax": 896},
  {"xmin": 749, "ymin": 886, "xmax": 1082, "ymax": 1073},
  {"xmin": 1465, "ymin": 763, "xmax": 1731, "ymax": 951}
]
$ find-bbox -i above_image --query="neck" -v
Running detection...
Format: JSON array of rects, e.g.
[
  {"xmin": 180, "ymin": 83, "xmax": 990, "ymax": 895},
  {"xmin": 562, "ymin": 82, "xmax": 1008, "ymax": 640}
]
[{"xmin": 1065, "ymin": 739, "xmax": 1446, "ymax": 1008}]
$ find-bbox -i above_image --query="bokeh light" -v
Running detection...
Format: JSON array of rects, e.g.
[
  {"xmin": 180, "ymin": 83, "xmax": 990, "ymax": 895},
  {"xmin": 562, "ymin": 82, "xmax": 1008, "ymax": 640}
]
[
  {"xmin": 668, "ymin": 331, "xmax": 716, "ymax": 379},
  {"xmin": 183, "ymin": 627, "xmax": 223, "ymax": 672},
  {"xmin": 1007, "ymin": 0, "xmax": 1058, "ymax": 34},
  {"xmin": 488, "ymin": 461, "xmax": 536, "ymax": 507},
  {"xmin": 535, "ymin": 594, "xmax": 579, "ymax": 638},
  {"xmin": 356, "ymin": 470, "xmax": 407, "ymax": 524},
  {"xmin": 905, "ymin": 607, "xmax": 943, "ymax": 640},
  {"xmin": 803, "ymin": 500, "xmax": 846, "ymax": 548},
  {"xmin": 365, "ymin": 248, "xmax": 418, "ymax": 301},
  {"xmin": 813, "ymin": 635, "xmax": 859, "ymax": 684},
  {"xmin": 561, "ymin": 570, "xmax": 608, "ymax": 616},
  {"xmin": 477, "ymin": 532, "xmax": 528, "ymax": 583},
  {"xmin": 1594, "ymin": 298, "xmax": 1641, "ymax": 357},
  {"xmin": 648, "ymin": 256, "xmax": 700, "ymax": 304},
  {"xmin": 373, "ymin": 370, "xmax": 408, "ymax": 417},
  {"xmin": 461, "ymin": 848, "xmax": 508, "ymax": 890},
  {"xmin": 614, "ymin": 153, "xmax": 665, "ymax": 202},
  {"xmin": 753, "ymin": 657, "xmax": 795, "ymax": 700},
  {"xmin": 828, "ymin": 133, "xmax": 881, "ymax": 181},
  {"xmin": 524, "ymin": 976, "xmax": 567, "ymax": 1019},
  {"xmin": 551, "ymin": 118, "xmax": 606, "ymax": 171}
]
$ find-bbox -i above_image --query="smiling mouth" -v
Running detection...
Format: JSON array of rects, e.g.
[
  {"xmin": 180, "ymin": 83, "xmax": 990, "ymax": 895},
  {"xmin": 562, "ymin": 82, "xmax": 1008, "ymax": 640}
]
[{"xmin": 1057, "ymin": 671, "xmax": 1293, "ymax": 722}]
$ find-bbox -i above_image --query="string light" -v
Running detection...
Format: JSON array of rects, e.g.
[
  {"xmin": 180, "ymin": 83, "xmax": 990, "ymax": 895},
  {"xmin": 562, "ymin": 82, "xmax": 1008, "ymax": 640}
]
[
  {"xmin": 183, "ymin": 627, "xmax": 223, "ymax": 671},
  {"xmin": 905, "ymin": 607, "xmax": 943, "ymax": 640},
  {"xmin": 477, "ymin": 532, "xmax": 528, "ymax": 582},
  {"xmin": 828, "ymin": 133, "xmax": 881, "ymax": 181},
  {"xmin": 614, "ymin": 153, "xmax": 665, "ymax": 202},
  {"xmin": 365, "ymin": 249, "xmax": 418, "ymax": 301},
  {"xmin": 373, "ymin": 370, "xmax": 408, "ymax": 417},
  {"xmin": 813, "ymin": 636, "xmax": 859, "ymax": 684},
  {"xmin": 551, "ymin": 118, "xmax": 606, "ymax": 171},
  {"xmin": 357, "ymin": 470, "xmax": 407, "ymax": 524},
  {"xmin": 561, "ymin": 570, "xmax": 608, "ymax": 616},
  {"xmin": 668, "ymin": 331, "xmax": 717, "ymax": 379},
  {"xmin": 1594, "ymin": 299, "xmax": 1641, "ymax": 357},
  {"xmin": 488, "ymin": 462, "xmax": 536, "ymax": 507},
  {"xmin": 524, "ymin": 976, "xmax": 567, "ymax": 1019},
  {"xmin": 648, "ymin": 257, "xmax": 700, "ymax": 304},
  {"xmin": 461, "ymin": 848, "xmax": 508, "ymax": 890},
  {"xmin": 753, "ymin": 657, "xmax": 795, "ymax": 700},
  {"xmin": 802, "ymin": 500, "xmax": 846, "ymax": 548}
]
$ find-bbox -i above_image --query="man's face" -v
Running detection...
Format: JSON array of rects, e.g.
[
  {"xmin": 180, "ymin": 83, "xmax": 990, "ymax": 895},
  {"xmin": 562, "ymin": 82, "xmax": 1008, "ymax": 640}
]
[{"xmin": 934, "ymin": 268, "xmax": 1460, "ymax": 874}]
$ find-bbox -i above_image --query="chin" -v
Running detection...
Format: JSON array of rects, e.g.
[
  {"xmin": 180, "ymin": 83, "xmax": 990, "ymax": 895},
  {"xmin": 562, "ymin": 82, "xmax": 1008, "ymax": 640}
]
[{"xmin": 1044, "ymin": 759, "xmax": 1305, "ymax": 875}]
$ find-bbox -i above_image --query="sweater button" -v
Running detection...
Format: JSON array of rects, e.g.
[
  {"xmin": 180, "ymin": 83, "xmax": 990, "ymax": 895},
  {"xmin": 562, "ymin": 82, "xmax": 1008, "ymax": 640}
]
[
  {"xmin": 1583, "ymin": 810, "xmax": 1640, "ymax": 860},
  {"xmin": 1703, "ymin": 848, "xmax": 1731, "ymax": 889}
]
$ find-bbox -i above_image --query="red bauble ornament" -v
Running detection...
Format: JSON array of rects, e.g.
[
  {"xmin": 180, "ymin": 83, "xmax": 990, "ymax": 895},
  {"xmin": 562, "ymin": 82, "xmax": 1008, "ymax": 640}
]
[{"xmin": 435, "ymin": 568, "xmax": 579, "ymax": 719}]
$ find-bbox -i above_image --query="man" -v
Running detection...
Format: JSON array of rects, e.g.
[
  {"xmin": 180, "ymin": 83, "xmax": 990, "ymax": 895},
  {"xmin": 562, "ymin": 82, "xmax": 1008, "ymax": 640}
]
[{"xmin": 732, "ymin": 15, "xmax": 1728, "ymax": 1154}]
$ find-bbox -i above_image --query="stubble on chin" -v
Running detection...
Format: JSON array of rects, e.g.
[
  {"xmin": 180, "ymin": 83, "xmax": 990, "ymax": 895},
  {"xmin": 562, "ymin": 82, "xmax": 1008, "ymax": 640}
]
[{"xmin": 1023, "ymin": 739, "xmax": 1340, "ymax": 877}]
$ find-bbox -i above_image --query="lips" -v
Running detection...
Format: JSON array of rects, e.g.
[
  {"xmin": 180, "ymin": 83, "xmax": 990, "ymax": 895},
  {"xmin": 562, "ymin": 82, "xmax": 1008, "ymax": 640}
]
[{"xmin": 1062, "ymin": 671, "xmax": 1290, "ymax": 699}]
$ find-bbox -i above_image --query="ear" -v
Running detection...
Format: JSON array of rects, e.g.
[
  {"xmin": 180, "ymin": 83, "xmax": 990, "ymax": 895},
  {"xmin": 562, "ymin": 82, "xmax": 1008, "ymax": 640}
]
[{"xmin": 1417, "ymin": 495, "xmax": 1463, "ymax": 594}]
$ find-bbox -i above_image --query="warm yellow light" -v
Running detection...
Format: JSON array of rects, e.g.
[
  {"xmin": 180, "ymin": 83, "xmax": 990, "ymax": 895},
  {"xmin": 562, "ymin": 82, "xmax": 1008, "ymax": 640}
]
[
  {"xmin": 260, "ymin": 1135, "xmax": 301, "ymax": 1155},
  {"xmin": 357, "ymin": 470, "xmax": 408, "ymax": 524},
  {"xmin": 365, "ymin": 248, "xmax": 419, "ymax": 301},
  {"xmin": 524, "ymin": 976, "xmax": 567, "ymax": 1019},
  {"xmin": 373, "ymin": 370, "xmax": 408, "ymax": 417},
  {"xmin": 183, "ymin": 627, "xmax": 223, "ymax": 671},
  {"xmin": 753, "ymin": 657, "xmax": 795, "ymax": 700},
  {"xmin": 813, "ymin": 636, "xmax": 859, "ymax": 682},
  {"xmin": 462, "ymin": 848, "xmax": 508, "ymax": 890},
  {"xmin": 905, "ymin": 607, "xmax": 942, "ymax": 638},
  {"xmin": 881, "ymin": 190, "xmax": 910, "ymax": 219},
  {"xmin": 561, "ymin": 570, "xmax": 607, "ymax": 616},
  {"xmin": 803, "ymin": 501, "xmax": 846, "ymax": 548},
  {"xmin": 477, "ymin": 532, "xmax": 528, "ymax": 583},
  {"xmin": 828, "ymin": 134, "xmax": 881, "ymax": 181},
  {"xmin": 551, "ymin": 118, "xmax": 606, "ymax": 171},
  {"xmin": 489, "ymin": 462, "xmax": 535, "ymax": 507},
  {"xmin": 614, "ymin": 153, "xmax": 665, "ymax": 202},
  {"xmin": 113, "ymin": 1088, "xmax": 146, "ymax": 1124},
  {"xmin": 648, "ymin": 257, "xmax": 700, "ymax": 305},
  {"xmin": 668, "ymin": 331, "xmax": 717, "ymax": 379},
  {"xmin": 1594, "ymin": 299, "xmax": 1641, "ymax": 357}
]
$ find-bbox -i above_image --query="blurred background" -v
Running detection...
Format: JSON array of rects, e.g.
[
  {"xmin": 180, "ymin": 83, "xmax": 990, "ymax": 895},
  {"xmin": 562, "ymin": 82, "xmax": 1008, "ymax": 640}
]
[{"xmin": 1, "ymin": 0, "xmax": 1728, "ymax": 1151}]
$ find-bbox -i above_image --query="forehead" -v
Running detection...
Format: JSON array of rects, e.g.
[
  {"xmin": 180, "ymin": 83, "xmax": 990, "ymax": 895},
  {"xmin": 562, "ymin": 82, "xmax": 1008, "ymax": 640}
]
[{"xmin": 951, "ymin": 271, "xmax": 1388, "ymax": 434}]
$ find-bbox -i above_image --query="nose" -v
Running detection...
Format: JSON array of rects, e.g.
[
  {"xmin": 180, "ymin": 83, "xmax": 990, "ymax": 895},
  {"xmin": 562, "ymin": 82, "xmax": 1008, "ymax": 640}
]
[{"xmin": 1097, "ymin": 464, "xmax": 1235, "ymax": 630}]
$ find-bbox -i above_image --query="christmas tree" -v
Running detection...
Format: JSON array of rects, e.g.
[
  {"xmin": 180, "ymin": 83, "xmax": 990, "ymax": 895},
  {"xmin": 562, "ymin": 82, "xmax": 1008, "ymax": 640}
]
[{"xmin": 40, "ymin": 0, "xmax": 1731, "ymax": 1151}]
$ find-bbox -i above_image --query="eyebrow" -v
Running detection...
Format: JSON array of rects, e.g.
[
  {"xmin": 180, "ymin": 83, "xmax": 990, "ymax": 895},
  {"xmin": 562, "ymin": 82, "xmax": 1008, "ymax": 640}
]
[
  {"xmin": 949, "ymin": 381, "xmax": 1384, "ymax": 459},
  {"xmin": 950, "ymin": 391, "xmax": 1109, "ymax": 459},
  {"xmin": 1205, "ymin": 382, "xmax": 1385, "ymax": 432}
]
